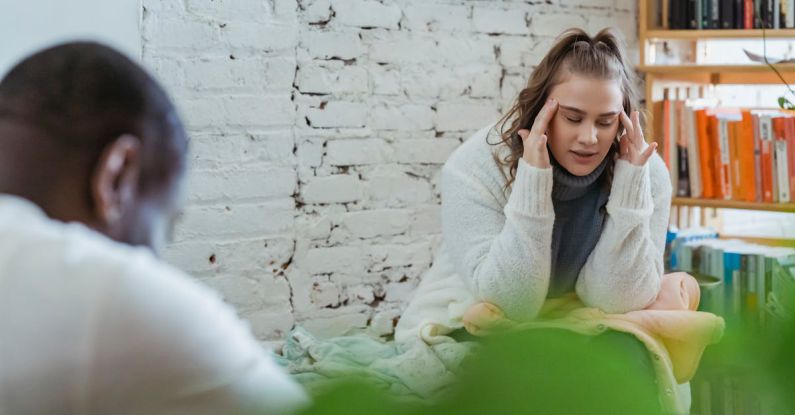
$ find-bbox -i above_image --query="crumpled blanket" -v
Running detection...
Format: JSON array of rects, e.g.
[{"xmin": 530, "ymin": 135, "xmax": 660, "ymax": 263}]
[
  {"xmin": 276, "ymin": 327, "xmax": 478, "ymax": 399},
  {"xmin": 461, "ymin": 272, "xmax": 726, "ymax": 415},
  {"xmin": 278, "ymin": 273, "xmax": 723, "ymax": 415}
]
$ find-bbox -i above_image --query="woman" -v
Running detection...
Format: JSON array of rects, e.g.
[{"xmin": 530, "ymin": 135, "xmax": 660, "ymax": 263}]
[{"xmin": 395, "ymin": 27, "xmax": 671, "ymax": 342}]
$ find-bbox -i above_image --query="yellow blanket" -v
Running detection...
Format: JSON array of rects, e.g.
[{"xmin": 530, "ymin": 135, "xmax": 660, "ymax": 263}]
[{"xmin": 461, "ymin": 272, "xmax": 725, "ymax": 415}]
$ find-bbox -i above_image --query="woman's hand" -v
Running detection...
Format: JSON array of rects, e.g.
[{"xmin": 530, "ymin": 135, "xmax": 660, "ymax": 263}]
[
  {"xmin": 618, "ymin": 110, "xmax": 658, "ymax": 166},
  {"xmin": 517, "ymin": 98, "xmax": 558, "ymax": 169}
]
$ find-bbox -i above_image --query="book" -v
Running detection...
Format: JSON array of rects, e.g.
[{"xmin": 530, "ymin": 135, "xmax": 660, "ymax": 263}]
[
  {"xmin": 758, "ymin": 114, "xmax": 775, "ymax": 202},
  {"xmin": 789, "ymin": 0, "xmax": 795, "ymax": 28},
  {"xmin": 773, "ymin": 117, "xmax": 790, "ymax": 202},
  {"xmin": 754, "ymin": 0, "xmax": 765, "ymax": 27},
  {"xmin": 687, "ymin": 105, "xmax": 703, "ymax": 198},
  {"xmin": 713, "ymin": 0, "xmax": 725, "ymax": 26},
  {"xmin": 676, "ymin": 98, "xmax": 690, "ymax": 197},
  {"xmin": 667, "ymin": 233, "xmax": 795, "ymax": 326},
  {"xmin": 697, "ymin": 109, "xmax": 716, "ymax": 198},
  {"xmin": 746, "ymin": 0, "xmax": 756, "ymax": 27},
  {"xmin": 721, "ymin": 0, "xmax": 736, "ymax": 27},
  {"xmin": 752, "ymin": 112, "xmax": 763, "ymax": 201},
  {"xmin": 786, "ymin": 117, "xmax": 795, "ymax": 202},
  {"xmin": 737, "ymin": 0, "xmax": 746, "ymax": 27},
  {"xmin": 740, "ymin": 111, "xmax": 757, "ymax": 202},
  {"xmin": 658, "ymin": 104, "xmax": 794, "ymax": 206},
  {"xmin": 717, "ymin": 116, "xmax": 734, "ymax": 200},
  {"xmin": 729, "ymin": 120, "xmax": 742, "ymax": 200}
]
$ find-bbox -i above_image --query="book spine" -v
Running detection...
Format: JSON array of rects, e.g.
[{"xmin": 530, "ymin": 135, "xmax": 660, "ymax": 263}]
[
  {"xmin": 774, "ymin": 118, "xmax": 791, "ymax": 202},
  {"xmin": 697, "ymin": 0, "xmax": 705, "ymax": 27},
  {"xmin": 756, "ymin": 253, "xmax": 766, "ymax": 326},
  {"xmin": 786, "ymin": 117, "xmax": 795, "ymax": 202},
  {"xmin": 664, "ymin": 0, "xmax": 671, "ymax": 28},
  {"xmin": 741, "ymin": 112, "xmax": 757, "ymax": 201},
  {"xmin": 727, "ymin": 0, "xmax": 737, "ymax": 27},
  {"xmin": 703, "ymin": 0, "xmax": 713, "ymax": 26},
  {"xmin": 719, "ymin": 119, "xmax": 733, "ymax": 200},
  {"xmin": 746, "ymin": 0, "xmax": 756, "ymax": 26},
  {"xmin": 687, "ymin": 107, "xmax": 702, "ymax": 197},
  {"xmin": 755, "ymin": 0, "xmax": 764, "ymax": 26},
  {"xmin": 671, "ymin": 99, "xmax": 680, "ymax": 194},
  {"xmin": 776, "ymin": 139, "xmax": 790, "ymax": 202},
  {"xmin": 753, "ymin": 114, "xmax": 763, "ymax": 202},
  {"xmin": 774, "ymin": 0, "xmax": 781, "ymax": 27},
  {"xmin": 761, "ymin": 116, "xmax": 775, "ymax": 202},
  {"xmin": 789, "ymin": 0, "xmax": 795, "ymax": 27},
  {"xmin": 714, "ymin": 0, "xmax": 724, "ymax": 26},
  {"xmin": 730, "ymin": 121, "xmax": 742, "ymax": 200},
  {"xmin": 734, "ymin": 254, "xmax": 750, "ymax": 320},
  {"xmin": 691, "ymin": 0, "xmax": 701, "ymax": 27},
  {"xmin": 697, "ymin": 110, "xmax": 716, "ymax": 198},
  {"xmin": 737, "ymin": 0, "xmax": 746, "ymax": 27},
  {"xmin": 679, "ymin": 145, "xmax": 691, "ymax": 196}
]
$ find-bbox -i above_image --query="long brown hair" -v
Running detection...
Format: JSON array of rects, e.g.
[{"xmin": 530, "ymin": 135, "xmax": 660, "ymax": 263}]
[{"xmin": 492, "ymin": 27, "xmax": 639, "ymax": 190}]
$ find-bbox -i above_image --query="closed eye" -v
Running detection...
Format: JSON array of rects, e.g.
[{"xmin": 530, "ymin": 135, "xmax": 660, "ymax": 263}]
[
  {"xmin": 597, "ymin": 120, "xmax": 615, "ymax": 127},
  {"xmin": 566, "ymin": 117, "xmax": 582, "ymax": 124}
]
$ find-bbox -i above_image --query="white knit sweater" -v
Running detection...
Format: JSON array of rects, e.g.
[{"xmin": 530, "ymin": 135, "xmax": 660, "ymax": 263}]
[{"xmin": 395, "ymin": 124, "xmax": 672, "ymax": 342}]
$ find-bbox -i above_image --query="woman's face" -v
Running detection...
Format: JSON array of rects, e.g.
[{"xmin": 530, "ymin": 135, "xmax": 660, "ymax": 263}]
[{"xmin": 545, "ymin": 75, "xmax": 624, "ymax": 176}]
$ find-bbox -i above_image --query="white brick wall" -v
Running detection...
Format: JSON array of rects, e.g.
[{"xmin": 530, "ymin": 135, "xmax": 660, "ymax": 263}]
[{"xmin": 142, "ymin": 0, "xmax": 638, "ymax": 344}]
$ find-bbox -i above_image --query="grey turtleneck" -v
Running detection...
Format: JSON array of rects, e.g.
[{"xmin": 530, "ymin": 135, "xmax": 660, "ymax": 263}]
[{"xmin": 548, "ymin": 153, "xmax": 612, "ymax": 298}]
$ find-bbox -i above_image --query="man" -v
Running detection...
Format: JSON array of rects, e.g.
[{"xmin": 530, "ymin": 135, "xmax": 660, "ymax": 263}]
[{"xmin": 0, "ymin": 42, "xmax": 306, "ymax": 414}]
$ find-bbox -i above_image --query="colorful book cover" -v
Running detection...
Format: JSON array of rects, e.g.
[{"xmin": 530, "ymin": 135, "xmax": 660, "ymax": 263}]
[
  {"xmin": 696, "ymin": 109, "xmax": 716, "ymax": 198},
  {"xmin": 718, "ymin": 118, "xmax": 733, "ymax": 200},
  {"xmin": 752, "ymin": 112, "xmax": 763, "ymax": 202},
  {"xmin": 740, "ymin": 111, "xmax": 758, "ymax": 201},
  {"xmin": 773, "ymin": 117, "xmax": 790, "ymax": 202},
  {"xmin": 759, "ymin": 115, "xmax": 775, "ymax": 202},
  {"xmin": 686, "ymin": 105, "xmax": 702, "ymax": 198},
  {"xmin": 729, "ymin": 120, "xmax": 742, "ymax": 200},
  {"xmin": 786, "ymin": 116, "xmax": 795, "ymax": 202}
]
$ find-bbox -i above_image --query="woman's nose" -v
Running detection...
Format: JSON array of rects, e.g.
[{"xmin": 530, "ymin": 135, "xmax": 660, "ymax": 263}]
[{"xmin": 577, "ymin": 125, "xmax": 598, "ymax": 145}]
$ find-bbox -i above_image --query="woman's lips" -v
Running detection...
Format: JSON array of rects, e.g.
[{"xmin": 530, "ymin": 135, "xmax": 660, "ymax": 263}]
[{"xmin": 570, "ymin": 150, "xmax": 597, "ymax": 164}]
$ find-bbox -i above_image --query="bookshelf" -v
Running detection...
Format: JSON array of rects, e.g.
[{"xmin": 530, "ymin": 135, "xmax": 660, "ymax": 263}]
[
  {"xmin": 637, "ymin": 0, "xmax": 795, "ymax": 244},
  {"xmin": 672, "ymin": 197, "xmax": 795, "ymax": 212},
  {"xmin": 645, "ymin": 29, "xmax": 795, "ymax": 39}
]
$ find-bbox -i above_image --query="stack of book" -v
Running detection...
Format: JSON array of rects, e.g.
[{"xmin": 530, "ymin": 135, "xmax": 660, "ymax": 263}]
[
  {"xmin": 667, "ymin": 227, "xmax": 795, "ymax": 324},
  {"xmin": 660, "ymin": 0, "xmax": 795, "ymax": 29},
  {"xmin": 655, "ymin": 95, "xmax": 795, "ymax": 204},
  {"xmin": 669, "ymin": 230, "xmax": 795, "ymax": 415}
]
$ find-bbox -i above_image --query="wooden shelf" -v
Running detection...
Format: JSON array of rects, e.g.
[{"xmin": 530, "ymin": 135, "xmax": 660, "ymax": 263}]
[
  {"xmin": 645, "ymin": 29, "xmax": 795, "ymax": 39},
  {"xmin": 639, "ymin": 64, "xmax": 795, "ymax": 73},
  {"xmin": 638, "ymin": 64, "xmax": 795, "ymax": 84},
  {"xmin": 672, "ymin": 198, "xmax": 795, "ymax": 212},
  {"xmin": 718, "ymin": 235, "xmax": 795, "ymax": 247}
]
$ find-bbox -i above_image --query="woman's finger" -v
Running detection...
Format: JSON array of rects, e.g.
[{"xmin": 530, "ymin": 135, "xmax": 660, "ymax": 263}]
[
  {"xmin": 639, "ymin": 142, "xmax": 658, "ymax": 164},
  {"xmin": 539, "ymin": 135, "xmax": 550, "ymax": 165},
  {"xmin": 517, "ymin": 129, "xmax": 531, "ymax": 143},
  {"xmin": 618, "ymin": 134, "xmax": 630, "ymax": 160},
  {"xmin": 530, "ymin": 99, "xmax": 558, "ymax": 137},
  {"xmin": 619, "ymin": 111, "xmax": 635, "ymax": 146},
  {"xmin": 631, "ymin": 111, "xmax": 645, "ymax": 146}
]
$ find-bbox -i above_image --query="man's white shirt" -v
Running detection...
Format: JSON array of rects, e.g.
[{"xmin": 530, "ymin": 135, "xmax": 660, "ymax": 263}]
[{"xmin": 0, "ymin": 195, "xmax": 307, "ymax": 414}]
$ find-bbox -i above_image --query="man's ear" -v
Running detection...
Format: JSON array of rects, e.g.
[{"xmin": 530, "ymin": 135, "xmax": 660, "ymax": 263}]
[{"xmin": 91, "ymin": 134, "xmax": 142, "ymax": 226}]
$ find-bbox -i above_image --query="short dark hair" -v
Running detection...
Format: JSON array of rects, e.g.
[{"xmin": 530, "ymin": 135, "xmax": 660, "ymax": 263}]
[{"xmin": 0, "ymin": 41, "xmax": 188, "ymax": 192}]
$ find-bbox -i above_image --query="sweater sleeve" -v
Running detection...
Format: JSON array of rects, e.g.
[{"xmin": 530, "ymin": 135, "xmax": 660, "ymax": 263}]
[
  {"xmin": 442, "ymin": 155, "xmax": 555, "ymax": 321},
  {"xmin": 575, "ymin": 154, "xmax": 672, "ymax": 314}
]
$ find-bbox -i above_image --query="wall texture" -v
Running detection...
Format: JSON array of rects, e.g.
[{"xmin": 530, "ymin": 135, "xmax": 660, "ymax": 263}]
[{"xmin": 141, "ymin": 0, "xmax": 637, "ymax": 346}]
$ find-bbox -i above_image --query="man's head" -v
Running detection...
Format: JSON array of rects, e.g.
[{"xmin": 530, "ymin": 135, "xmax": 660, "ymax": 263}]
[{"xmin": 0, "ymin": 42, "xmax": 188, "ymax": 253}]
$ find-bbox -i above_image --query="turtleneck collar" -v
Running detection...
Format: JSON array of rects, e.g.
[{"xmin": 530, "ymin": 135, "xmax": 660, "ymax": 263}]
[{"xmin": 550, "ymin": 149, "xmax": 610, "ymax": 201}]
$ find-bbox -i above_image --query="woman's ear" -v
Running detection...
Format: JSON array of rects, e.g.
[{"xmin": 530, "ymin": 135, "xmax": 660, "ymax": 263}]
[{"xmin": 91, "ymin": 134, "xmax": 142, "ymax": 226}]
